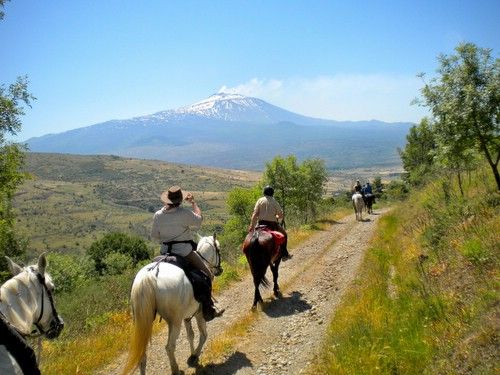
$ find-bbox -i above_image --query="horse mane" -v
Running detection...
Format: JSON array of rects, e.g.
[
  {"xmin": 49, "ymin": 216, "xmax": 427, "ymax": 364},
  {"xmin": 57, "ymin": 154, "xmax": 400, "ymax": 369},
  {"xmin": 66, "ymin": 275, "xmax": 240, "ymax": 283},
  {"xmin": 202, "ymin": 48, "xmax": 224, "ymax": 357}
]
[{"xmin": 1, "ymin": 270, "xmax": 35, "ymax": 334}]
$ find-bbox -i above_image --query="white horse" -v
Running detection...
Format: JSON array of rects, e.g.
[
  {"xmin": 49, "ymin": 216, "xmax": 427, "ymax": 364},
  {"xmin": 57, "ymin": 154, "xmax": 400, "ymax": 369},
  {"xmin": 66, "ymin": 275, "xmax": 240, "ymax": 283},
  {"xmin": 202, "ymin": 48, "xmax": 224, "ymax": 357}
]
[
  {"xmin": 0, "ymin": 253, "xmax": 64, "ymax": 375},
  {"xmin": 352, "ymin": 192, "xmax": 365, "ymax": 221},
  {"xmin": 122, "ymin": 235, "xmax": 223, "ymax": 375}
]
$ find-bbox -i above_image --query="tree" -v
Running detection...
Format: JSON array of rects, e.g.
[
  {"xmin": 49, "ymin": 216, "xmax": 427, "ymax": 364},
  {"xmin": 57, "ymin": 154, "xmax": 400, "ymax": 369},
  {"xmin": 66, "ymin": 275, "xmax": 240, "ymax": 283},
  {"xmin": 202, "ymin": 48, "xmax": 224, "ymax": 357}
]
[
  {"xmin": 418, "ymin": 43, "xmax": 500, "ymax": 190},
  {"xmin": 399, "ymin": 118, "xmax": 437, "ymax": 185},
  {"xmin": 0, "ymin": 60, "xmax": 35, "ymax": 280},
  {"xmin": 263, "ymin": 155, "xmax": 301, "ymax": 225},
  {"xmin": 264, "ymin": 155, "xmax": 328, "ymax": 225},
  {"xmin": 297, "ymin": 159, "xmax": 328, "ymax": 223},
  {"xmin": 372, "ymin": 176, "xmax": 383, "ymax": 194},
  {"xmin": 221, "ymin": 185, "xmax": 261, "ymax": 261},
  {"xmin": 0, "ymin": 1, "xmax": 7, "ymax": 21}
]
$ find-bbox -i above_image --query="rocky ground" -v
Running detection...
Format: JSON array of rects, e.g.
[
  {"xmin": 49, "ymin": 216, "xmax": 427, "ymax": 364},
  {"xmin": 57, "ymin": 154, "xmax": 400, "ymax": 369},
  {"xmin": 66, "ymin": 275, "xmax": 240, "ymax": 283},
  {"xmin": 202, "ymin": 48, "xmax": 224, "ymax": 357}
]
[{"xmin": 101, "ymin": 208, "xmax": 387, "ymax": 375}]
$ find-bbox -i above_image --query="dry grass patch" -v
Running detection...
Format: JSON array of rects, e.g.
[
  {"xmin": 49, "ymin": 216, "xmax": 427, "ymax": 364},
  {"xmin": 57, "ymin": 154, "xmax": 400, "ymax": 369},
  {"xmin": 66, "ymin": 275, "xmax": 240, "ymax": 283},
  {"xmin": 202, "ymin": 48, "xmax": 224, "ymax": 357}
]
[{"xmin": 202, "ymin": 312, "xmax": 257, "ymax": 362}]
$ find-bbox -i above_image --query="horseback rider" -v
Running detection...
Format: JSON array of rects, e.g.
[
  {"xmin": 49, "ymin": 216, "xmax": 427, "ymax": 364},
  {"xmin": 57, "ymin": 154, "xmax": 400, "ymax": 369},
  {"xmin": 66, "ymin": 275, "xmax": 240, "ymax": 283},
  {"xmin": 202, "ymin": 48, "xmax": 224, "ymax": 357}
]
[
  {"xmin": 150, "ymin": 186, "xmax": 223, "ymax": 321},
  {"xmin": 353, "ymin": 180, "xmax": 362, "ymax": 193},
  {"xmin": 363, "ymin": 181, "xmax": 373, "ymax": 195},
  {"xmin": 248, "ymin": 185, "xmax": 292, "ymax": 261},
  {"xmin": 0, "ymin": 316, "xmax": 41, "ymax": 375}
]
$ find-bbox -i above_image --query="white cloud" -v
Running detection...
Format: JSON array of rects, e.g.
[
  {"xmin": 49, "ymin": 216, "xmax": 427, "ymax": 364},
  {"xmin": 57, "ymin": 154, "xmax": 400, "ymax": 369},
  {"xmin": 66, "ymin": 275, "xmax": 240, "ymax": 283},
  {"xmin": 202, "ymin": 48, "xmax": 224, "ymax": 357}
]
[
  {"xmin": 218, "ymin": 78, "xmax": 284, "ymax": 98},
  {"xmin": 220, "ymin": 74, "xmax": 429, "ymax": 123}
]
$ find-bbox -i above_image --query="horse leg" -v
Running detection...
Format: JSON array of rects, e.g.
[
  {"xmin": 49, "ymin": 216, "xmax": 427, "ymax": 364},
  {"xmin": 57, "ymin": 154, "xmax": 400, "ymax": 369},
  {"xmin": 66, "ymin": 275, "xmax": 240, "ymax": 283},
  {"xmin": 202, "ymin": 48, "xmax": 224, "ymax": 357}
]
[
  {"xmin": 165, "ymin": 320, "xmax": 182, "ymax": 375},
  {"xmin": 184, "ymin": 318, "xmax": 196, "ymax": 365},
  {"xmin": 270, "ymin": 262, "xmax": 282, "ymax": 298},
  {"xmin": 253, "ymin": 284, "xmax": 263, "ymax": 309},
  {"xmin": 187, "ymin": 311, "xmax": 208, "ymax": 366}
]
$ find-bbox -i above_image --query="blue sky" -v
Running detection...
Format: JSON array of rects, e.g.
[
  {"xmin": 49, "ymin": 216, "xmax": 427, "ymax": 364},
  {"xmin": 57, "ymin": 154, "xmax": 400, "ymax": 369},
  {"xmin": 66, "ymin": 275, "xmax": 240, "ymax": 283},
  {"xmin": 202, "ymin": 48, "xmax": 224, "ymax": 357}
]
[{"xmin": 1, "ymin": 0, "xmax": 498, "ymax": 141}]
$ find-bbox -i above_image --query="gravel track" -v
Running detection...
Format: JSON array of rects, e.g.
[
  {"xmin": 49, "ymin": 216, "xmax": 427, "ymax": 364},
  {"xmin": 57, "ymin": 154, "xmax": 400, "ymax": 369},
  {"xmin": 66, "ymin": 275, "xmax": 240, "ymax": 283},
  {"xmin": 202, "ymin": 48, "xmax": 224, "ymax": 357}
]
[{"xmin": 101, "ymin": 209, "xmax": 387, "ymax": 375}]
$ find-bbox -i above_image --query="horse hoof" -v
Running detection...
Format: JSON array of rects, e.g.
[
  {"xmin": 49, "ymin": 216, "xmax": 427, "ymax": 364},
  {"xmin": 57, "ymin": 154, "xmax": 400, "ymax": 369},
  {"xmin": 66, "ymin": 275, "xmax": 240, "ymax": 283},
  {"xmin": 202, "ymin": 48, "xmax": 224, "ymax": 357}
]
[{"xmin": 187, "ymin": 355, "xmax": 199, "ymax": 367}]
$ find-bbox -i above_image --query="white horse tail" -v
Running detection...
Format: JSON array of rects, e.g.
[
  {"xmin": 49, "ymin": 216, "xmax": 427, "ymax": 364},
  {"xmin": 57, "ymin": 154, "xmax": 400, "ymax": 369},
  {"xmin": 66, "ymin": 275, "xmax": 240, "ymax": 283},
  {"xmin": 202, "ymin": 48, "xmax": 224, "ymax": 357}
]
[{"xmin": 122, "ymin": 271, "xmax": 157, "ymax": 375}]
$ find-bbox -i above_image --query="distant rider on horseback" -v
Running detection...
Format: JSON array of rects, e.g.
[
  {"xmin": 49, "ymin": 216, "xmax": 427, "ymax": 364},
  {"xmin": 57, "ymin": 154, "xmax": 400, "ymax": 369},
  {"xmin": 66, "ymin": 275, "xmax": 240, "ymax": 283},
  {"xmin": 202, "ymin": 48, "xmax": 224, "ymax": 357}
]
[
  {"xmin": 151, "ymin": 185, "xmax": 223, "ymax": 321},
  {"xmin": 362, "ymin": 181, "xmax": 373, "ymax": 195},
  {"xmin": 353, "ymin": 180, "xmax": 362, "ymax": 193},
  {"xmin": 248, "ymin": 186, "xmax": 292, "ymax": 261}
]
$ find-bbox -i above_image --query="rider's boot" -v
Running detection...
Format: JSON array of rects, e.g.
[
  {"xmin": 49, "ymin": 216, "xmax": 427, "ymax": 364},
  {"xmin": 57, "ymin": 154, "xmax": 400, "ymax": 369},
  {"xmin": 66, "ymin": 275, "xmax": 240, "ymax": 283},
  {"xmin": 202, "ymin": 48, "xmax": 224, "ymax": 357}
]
[
  {"xmin": 201, "ymin": 296, "xmax": 224, "ymax": 321},
  {"xmin": 281, "ymin": 245, "xmax": 292, "ymax": 261}
]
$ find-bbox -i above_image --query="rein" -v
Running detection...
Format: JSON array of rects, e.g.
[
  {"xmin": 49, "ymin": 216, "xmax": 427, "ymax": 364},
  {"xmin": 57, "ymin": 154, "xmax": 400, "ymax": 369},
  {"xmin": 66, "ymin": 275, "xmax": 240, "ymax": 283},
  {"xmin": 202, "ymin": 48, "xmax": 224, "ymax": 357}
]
[{"xmin": 30, "ymin": 267, "xmax": 60, "ymax": 338}]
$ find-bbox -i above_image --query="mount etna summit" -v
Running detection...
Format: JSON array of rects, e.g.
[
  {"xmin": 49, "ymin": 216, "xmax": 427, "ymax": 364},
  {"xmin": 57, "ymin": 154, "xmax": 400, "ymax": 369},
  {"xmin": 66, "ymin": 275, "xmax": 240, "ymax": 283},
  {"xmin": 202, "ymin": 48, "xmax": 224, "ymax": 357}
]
[{"xmin": 26, "ymin": 93, "xmax": 412, "ymax": 170}]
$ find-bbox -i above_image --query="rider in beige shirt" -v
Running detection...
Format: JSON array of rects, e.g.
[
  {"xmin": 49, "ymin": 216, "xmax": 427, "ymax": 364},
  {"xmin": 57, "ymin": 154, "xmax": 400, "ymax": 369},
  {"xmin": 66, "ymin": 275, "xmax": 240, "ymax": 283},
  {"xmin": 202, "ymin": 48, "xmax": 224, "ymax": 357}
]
[{"xmin": 249, "ymin": 195, "xmax": 283, "ymax": 226}]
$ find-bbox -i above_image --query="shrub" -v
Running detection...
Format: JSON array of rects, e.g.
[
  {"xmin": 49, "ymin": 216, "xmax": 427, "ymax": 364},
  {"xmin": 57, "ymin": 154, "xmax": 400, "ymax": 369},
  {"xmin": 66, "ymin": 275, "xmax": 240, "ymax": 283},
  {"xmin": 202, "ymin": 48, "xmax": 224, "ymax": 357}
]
[
  {"xmin": 385, "ymin": 180, "xmax": 409, "ymax": 201},
  {"xmin": 87, "ymin": 232, "xmax": 152, "ymax": 274},
  {"xmin": 46, "ymin": 252, "xmax": 93, "ymax": 293},
  {"xmin": 103, "ymin": 252, "xmax": 133, "ymax": 275},
  {"xmin": 461, "ymin": 239, "xmax": 491, "ymax": 265}
]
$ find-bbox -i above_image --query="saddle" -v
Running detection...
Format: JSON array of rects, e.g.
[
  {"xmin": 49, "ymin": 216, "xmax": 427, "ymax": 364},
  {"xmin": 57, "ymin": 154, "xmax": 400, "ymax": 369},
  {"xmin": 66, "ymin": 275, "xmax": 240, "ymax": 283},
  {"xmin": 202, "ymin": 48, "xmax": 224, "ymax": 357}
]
[
  {"xmin": 257, "ymin": 226, "xmax": 285, "ymax": 245},
  {"xmin": 149, "ymin": 254, "xmax": 212, "ymax": 309},
  {"xmin": 244, "ymin": 226, "xmax": 285, "ymax": 259}
]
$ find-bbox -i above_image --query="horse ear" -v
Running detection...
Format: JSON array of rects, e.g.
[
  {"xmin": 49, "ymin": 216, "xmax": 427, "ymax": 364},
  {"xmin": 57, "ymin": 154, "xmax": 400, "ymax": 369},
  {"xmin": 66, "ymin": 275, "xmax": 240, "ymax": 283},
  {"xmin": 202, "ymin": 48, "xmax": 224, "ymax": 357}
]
[
  {"xmin": 213, "ymin": 232, "xmax": 217, "ymax": 241},
  {"xmin": 38, "ymin": 253, "xmax": 47, "ymax": 275},
  {"xmin": 5, "ymin": 256, "xmax": 23, "ymax": 276}
]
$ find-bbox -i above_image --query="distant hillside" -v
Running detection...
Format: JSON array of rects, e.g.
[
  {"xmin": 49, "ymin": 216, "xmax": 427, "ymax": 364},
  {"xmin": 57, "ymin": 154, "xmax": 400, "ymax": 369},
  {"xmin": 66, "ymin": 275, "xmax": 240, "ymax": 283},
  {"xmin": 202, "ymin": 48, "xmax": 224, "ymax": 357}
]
[
  {"xmin": 26, "ymin": 93, "xmax": 412, "ymax": 170},
  {"xmin": 14, "ymin": 153, "xmax": 259, "ymax": 254}
]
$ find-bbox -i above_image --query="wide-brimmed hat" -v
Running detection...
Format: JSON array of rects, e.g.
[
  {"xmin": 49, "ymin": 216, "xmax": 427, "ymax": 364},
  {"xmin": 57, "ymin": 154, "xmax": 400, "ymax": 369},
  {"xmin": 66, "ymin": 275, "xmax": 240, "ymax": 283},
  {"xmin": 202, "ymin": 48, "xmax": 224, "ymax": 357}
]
[{"xmin": 161, "ymin": 186, "xmax": 183, "ymax": 205}]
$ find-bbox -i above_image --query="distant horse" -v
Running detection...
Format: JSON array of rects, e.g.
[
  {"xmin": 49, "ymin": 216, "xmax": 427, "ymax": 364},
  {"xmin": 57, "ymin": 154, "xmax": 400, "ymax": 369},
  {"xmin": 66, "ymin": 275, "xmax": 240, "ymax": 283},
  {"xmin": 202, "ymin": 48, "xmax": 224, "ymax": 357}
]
[
  {"xmin": 0, "ymin": 253, "xmax": 64, "ymax": 375},
  {"xmin": 242, "ymin": 227, "xmax": 286, "ymax": 309},
  {"xmin": 363, "ymin": 193, "xmax": 375, "ymax": 214},
  {"xmin": 352, "ymin": 192, "xmax": 365, "ymax": 221},
  {"xmin": 122, "ymin": 235, "xmax": 223, "ymax": 375}
]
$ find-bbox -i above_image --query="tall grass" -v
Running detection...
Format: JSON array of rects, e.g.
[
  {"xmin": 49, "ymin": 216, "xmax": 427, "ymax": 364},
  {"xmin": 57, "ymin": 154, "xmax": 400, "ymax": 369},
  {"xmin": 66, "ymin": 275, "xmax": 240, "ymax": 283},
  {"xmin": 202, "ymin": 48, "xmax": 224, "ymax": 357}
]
[{"xmin": 310, "ymin": 166, "xmax": 499, "ymax": 374}]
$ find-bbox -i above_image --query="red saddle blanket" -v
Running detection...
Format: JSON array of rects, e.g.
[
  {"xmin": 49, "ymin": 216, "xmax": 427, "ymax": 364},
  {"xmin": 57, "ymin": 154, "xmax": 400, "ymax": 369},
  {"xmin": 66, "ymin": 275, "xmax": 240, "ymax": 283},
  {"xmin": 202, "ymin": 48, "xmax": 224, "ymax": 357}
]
[
  {"xmin": 260, "ymin": 227, "xmax": 286, "ymax": 245},
  {"xmin": 243, "ymin": 227, "xmax": 285, "ymax": 256}
]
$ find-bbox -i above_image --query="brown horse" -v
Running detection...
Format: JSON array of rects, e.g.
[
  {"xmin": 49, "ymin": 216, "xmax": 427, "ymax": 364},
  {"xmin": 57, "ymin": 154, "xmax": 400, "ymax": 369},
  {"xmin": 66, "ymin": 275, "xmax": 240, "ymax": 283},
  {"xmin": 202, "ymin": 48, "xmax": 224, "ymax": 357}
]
[
  {"xmin": 363, "ymin": 193, "xmax": 375, "ymax": 214},
  {"xmin": 242, "ymin": 227, "xmax": 285, "ymax": 309}
]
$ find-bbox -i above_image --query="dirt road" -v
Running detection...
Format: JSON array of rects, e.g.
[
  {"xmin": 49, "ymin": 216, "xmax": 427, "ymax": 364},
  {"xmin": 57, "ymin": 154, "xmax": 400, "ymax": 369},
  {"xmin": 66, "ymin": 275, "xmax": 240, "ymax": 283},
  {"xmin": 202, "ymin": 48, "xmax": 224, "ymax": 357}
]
[{"xmin": 102, "ymin": 209, "xmax": 386, "ymax": 375}]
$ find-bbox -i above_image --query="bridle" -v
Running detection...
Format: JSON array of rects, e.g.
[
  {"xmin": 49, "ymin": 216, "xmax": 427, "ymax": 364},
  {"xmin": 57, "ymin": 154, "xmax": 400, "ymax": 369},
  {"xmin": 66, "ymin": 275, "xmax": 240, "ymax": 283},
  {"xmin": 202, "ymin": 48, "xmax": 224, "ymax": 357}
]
[
  {"xmin": 30, "ymin": 267, "xmax": 64, "ymax": 339},
  {"xmin": 196, "ymin": 236, "xmax": 223, "ymax": 276}
]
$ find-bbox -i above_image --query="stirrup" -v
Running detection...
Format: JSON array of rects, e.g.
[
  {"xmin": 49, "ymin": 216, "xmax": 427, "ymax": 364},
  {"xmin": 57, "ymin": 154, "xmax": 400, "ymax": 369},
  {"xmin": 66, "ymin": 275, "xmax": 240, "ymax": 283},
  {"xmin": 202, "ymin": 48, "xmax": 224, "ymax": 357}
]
[
  {"xmin": 214, "ymin": 308, "xmax": 225, "ymax": 318},
  {"xmin": 203, "ymin": 307, "xmax": 224, "ymax": 321}
]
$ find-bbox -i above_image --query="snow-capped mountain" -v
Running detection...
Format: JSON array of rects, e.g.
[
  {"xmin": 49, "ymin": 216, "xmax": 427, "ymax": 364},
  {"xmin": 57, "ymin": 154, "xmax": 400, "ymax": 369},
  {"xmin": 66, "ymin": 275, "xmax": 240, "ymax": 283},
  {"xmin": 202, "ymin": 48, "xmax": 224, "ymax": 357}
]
[
  {"xmin": 132, "ymin": 92, "xmax": 329, "ymax": 125},
  {"xmin": 26, "ymin": 93, "xmax": 412, "ymax": 170}
]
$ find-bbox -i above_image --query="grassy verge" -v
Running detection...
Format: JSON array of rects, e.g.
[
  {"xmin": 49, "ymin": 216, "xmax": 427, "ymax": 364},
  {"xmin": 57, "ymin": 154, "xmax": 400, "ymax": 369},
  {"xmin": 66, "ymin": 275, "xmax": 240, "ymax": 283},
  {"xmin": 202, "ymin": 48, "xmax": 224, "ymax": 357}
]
[{"xmin": 309, "ymin": 168, "xmax": 499, "ymax": 374}]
